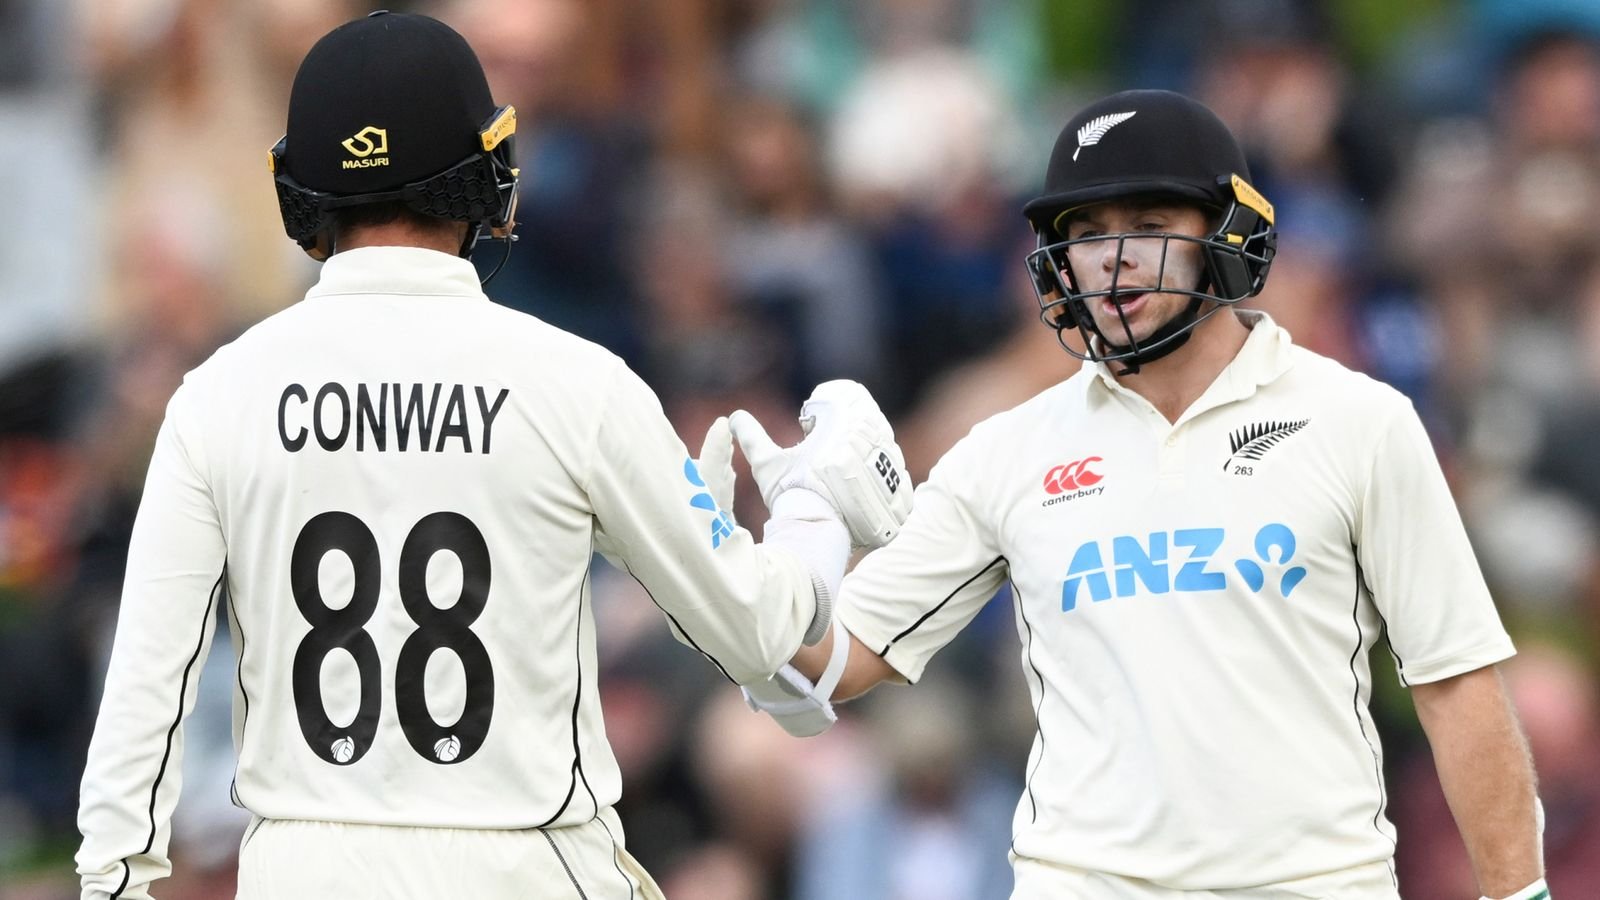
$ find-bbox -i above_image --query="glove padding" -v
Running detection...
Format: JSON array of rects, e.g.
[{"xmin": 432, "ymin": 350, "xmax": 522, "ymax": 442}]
[{"xmin": 730, "ymin": 380, "xmax": 912, "ymax": 548}]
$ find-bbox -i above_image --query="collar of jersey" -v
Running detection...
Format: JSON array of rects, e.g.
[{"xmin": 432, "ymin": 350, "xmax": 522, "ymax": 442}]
[
  {"xmin": 1085, "ymin": 310, "xmax": 1296, "ymax": 414},
  {"xmin": 306, "ymin": 246, "xmax": 486, "ymax": 300}
]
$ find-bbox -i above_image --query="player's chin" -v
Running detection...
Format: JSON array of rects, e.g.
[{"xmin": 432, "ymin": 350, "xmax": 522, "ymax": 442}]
[{"xmin": 1089, "ymin": 312, "xmax": 1158, "ymax": 346}]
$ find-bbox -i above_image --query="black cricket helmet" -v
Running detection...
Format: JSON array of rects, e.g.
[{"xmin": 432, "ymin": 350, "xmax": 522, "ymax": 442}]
[
  {"xmin": 1021, "ymin": 89, "xmax": 1276, "ymax": 372},
  {"xmin": 267, "ymin": 11, "xmax": 518, "ymax": 261}
]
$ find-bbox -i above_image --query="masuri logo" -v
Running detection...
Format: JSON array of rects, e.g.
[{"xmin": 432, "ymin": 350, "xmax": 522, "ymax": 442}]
[{"xmin": 341, "ymin": 125, "xmax": 391, "ymax": 169}]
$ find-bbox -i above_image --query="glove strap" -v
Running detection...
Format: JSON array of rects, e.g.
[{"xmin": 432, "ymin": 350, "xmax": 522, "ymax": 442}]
[
  {"xmin": 740, "ymin": 620, "xmax": 853, "ymax": 738},
  {"xmin": 815, "ymin": 618, "xmax": 850, "ymax": 701}
]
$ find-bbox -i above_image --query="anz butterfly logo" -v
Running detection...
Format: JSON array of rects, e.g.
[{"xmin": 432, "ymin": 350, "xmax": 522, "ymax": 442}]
[
  {"xmin": 1223, "ymin": 419, "xmax": 1309, "ymax": 475},
  {"xmin": 1074, "ymin": 111, "xmax": 1137, "ymax": 160},
  {"xmin": 683, "ymin": 458, "xmax": 736, "ymax": 549}
]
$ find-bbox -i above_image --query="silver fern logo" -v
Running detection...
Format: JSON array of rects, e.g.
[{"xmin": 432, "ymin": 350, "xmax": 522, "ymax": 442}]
[
  {"xmin": 1224, "ymin": 419, "xmax": 1309, "ymax": 473},
  {"xmin": 1074, "ymin": 111, "xmax": 1137, "ymax": 160}
]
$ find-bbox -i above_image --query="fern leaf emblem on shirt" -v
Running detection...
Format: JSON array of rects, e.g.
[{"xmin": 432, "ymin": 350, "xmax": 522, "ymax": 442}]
[
  {"xmin": 1074, "ymin": 111, "xmax": 1137, "ymax": 160},
  {"xmin": 1224, "ymin": 419, "xmax": 1310, "ymax": 470}
]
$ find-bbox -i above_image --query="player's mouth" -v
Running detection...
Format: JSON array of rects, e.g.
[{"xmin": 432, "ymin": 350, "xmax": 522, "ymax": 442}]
[{"xmin": 1101, "ymin": 290, "xmax": 1150, "ymax": 317}]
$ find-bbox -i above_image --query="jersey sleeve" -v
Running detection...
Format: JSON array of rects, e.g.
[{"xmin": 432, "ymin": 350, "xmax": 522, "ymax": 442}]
[
  {"xmin": 1356, "ymin": 402, "xmax": 1515, "ymax": 686},
  {"xmin": 585, "ymin": 363, "xmax": 819, "ymax": 685},
  {"xmin": 835, "ymin": 430, "xmax": 1009, "ymax": 683},
  {"xmin": 77, "ymin": 380, "xmax": 228, "ymax": 900}
]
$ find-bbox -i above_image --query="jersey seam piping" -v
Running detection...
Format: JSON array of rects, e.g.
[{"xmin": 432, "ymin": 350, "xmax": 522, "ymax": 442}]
[
  {"xmin": 225, "ymin": 565, "xmax": 248, "ymax": 809},
  {"xmin": 623, "ymin": 563, "xmax": 736, "ymax": 684},
  {"xmin": 1349, "ymin": 548, "xmax": 1396, "ymax": 856},
  {"xmin": 881, "ymin": 555, "xmax": 1006, "ymax": 653},
  {"xmin": 594, "ymin": 812, "xmax": 635, "ymax": 900},
  {"xmin": 1010, "ymin": 572, "xmax": 1048, "ymax": 831},
  {"xmin": 111, "ymin": 567, "xmax": 224, "ymax": 899},
  {"xmin": 542, "ymin": 829, "xmax": 590, "ymax": 900},
  {"xmin": 1357, "ymin": 560, "xmax": 1406, "ymax": 686},
  {"xmin": 538, "ymin": 547, "xmax": 594, "ymax": 829}
]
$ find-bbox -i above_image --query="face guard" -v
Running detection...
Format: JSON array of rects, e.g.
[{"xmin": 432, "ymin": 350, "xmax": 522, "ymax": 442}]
[{"xmin": 1024, "ymin": 175, "xmax": 1276, "ymax": 373}]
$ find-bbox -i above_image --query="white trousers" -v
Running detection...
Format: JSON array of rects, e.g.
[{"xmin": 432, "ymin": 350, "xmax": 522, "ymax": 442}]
[
  {"xmin": 236, "ymin": 807, "xmax": 663, "ymax": 899},
  {"xmin": 1011, "ymin": 856, "xmax": 1401, "ymax": 900}
]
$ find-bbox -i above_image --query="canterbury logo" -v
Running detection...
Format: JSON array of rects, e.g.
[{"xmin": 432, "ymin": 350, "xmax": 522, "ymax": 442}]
[
  {"xmin": 1044, "ymin": 457, "xmax": 1103, "ymax": 494},
  {"xmin": 340, "ymin": 126, "xmax": 390, "ymax": 168},
  {"xmin": 1074, "ymin": 111, "xmax": 1136, "ymax": 160}
]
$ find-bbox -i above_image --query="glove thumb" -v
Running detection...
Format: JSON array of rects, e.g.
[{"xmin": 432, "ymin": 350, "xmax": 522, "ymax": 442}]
[
  {"xmin": 696, "ymin": 416, "xmax": 736, "ymax": 513},
  {"xmin": 729, "ymin": 410, "xmax": 788, "ymax": 508}
]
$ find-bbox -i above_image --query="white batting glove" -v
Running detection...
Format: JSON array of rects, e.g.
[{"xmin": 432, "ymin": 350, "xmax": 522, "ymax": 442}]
[
  {"xmin": 729, "ymin": 380, "xmax": 913, "ymax": 549},
  {"xmin": 693, "ymin": 416, "xmax": 737, "ymax": 514}
]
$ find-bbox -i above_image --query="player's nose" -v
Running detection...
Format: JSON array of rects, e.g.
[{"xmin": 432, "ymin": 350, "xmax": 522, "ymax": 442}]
[{"xmin": 1099, "ymin": 236, "xmax": 1134, "ymax": 272}]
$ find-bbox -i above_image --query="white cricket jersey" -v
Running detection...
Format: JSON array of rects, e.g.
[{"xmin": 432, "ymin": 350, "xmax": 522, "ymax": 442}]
[
  {"xmin": 837, "ymin": 312, "xmax": 1515, "ymax": 890},
  {"xmin": 77, "ymin": 247, "xmax": 819, "ymax": 899}
]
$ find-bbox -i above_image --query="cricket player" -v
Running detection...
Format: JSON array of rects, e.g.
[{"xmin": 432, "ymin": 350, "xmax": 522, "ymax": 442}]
[
  {"xmin": 736, "ymin": 90, "xmax": 1549, "ymax": 899},
  {"xmin": 74, "ymin": 12, "xmax": 910, "ymax": 899}
]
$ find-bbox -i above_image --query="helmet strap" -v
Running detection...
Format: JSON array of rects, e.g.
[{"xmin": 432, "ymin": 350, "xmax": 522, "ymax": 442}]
[{"xmin": 1102, "ymin": 296, "xmax": 1206, "ymax": 375}]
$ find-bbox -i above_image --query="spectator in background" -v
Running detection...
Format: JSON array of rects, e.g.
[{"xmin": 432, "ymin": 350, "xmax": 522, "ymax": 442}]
[
  {"xmin": 894, "ymin": 234, "xmax": 1073, "ymax": 481},
  {"xmin": 85, "ymin": 0, "xmax": 362, "ymax": 326},
  {"xmin": 1394, "ymin": 28, "xmax": 1600, "ymax": 418},
  {"xmin": 1189, "ymin": 0, "xmax": 1402, "ymax": 373},
  {"xmin": 6, "ymin": 0, "xmax": 1600, "ymax": 896},
  {"xmin": 0, "ymin": 0, "xmax": 93, "ymax": 374},
  {"xmin": 446, "ymin": 0, "xmax": 648, "ymax": 361},
  {"xmin": 828, "ymin": 42, "xmax": 1033, "ymax": 410},
  {"xmin": 722, "ymin": 93, "xmax": 886, "ymax": 394},
  {"xmin": 1389, "ymin": 26, "xmax": 1600, "ymax": 644},
  {"xmin": 795, "ymin": 673, "xmax": 1017, "ymax": 900},
  {"xmin": 1395, "ymin": 641, "xmax": 1600, "ymax": 897}
]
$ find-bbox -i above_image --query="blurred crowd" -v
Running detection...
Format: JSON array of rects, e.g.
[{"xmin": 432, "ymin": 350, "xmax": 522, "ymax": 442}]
[{"xmin": 3, "ymin": 0, "xmax": 1600, "ymax": 897}]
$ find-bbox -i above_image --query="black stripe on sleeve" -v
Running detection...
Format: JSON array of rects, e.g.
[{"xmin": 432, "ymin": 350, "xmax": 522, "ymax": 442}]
[
  {"xmin": 111, "ymin": 567, "xmax": 225, "ymax": 899},
  {"xmin": 621, "ymin": 562, "xmax": 736, "ymax": 685},
  {"xmin": 1347, "ymin": 551, "xmax": 1397, "ymax": 857},
  {"xmin": 880, "ymin": 555, "xmax": 1007, "ymax": 655}
]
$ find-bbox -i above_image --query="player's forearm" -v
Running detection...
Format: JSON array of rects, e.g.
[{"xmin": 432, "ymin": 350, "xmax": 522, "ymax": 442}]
[
  {"xmin": 791, "ymin": 624, "xmax": 901, "ymax": 700},
  {"xmin": 1411, "ymin": 665, "xmax": 1543, "ymax": 897}
]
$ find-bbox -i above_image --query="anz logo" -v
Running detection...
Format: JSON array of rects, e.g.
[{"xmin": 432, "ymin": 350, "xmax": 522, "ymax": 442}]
[
  {"xmin": 1061, "ymin": 523, "xmax": 1308, "ymax": 611},
  {"xmin": 683, "ymin": 458, "xmax": 736, "ymax": 549}
]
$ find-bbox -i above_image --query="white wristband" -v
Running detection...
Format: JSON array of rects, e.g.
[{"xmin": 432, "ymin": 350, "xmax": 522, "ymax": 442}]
[
  {"xmin": 1481, "ymin": 877, "xmax": 1549, "ymax": 900},
  {"xmin": 765, "ymin": 489, "xmax": 849, "ymax": 645}
]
